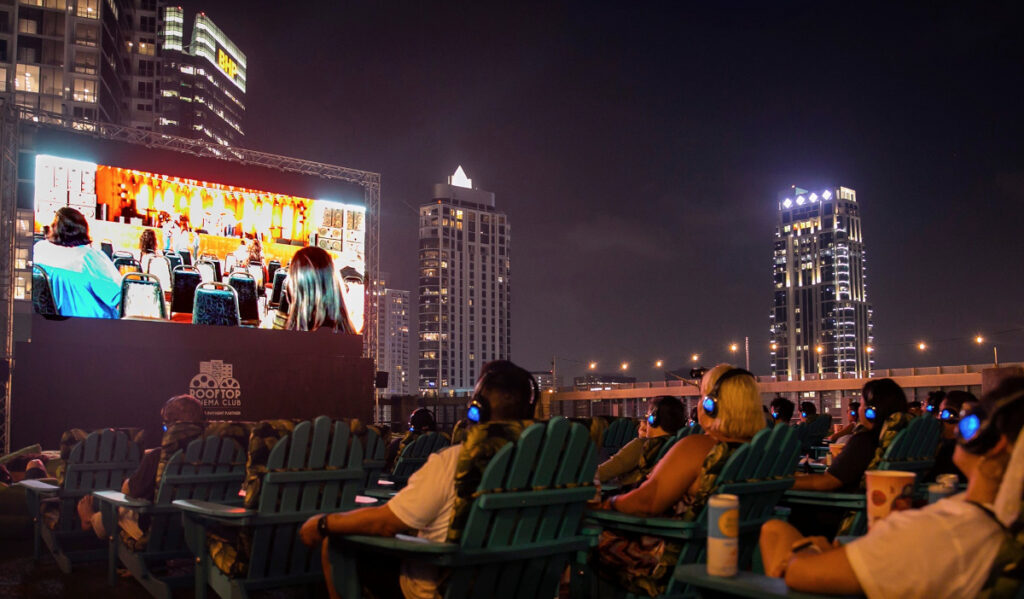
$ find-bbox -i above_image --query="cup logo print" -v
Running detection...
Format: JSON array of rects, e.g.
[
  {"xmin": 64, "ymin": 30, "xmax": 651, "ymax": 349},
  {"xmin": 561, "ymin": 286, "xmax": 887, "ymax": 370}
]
[{"xmin": 189, "ymin": 360, "xmax": 242, "ymax": 416}]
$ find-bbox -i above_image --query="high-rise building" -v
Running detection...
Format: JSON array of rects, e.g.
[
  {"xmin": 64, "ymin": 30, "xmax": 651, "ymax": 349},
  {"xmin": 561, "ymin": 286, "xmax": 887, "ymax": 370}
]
[
  {"xmin": 769, "ymin": 185, "xmax": 873, "ymax": 381},
  {"xmin": 418, "ymin": 166, "xmax": 511, "ymax": 396},
  {"xmin": 377, "ymin": 284, "xmax": 412, "ymax": 396},
  {"xmin": 0, "ymin": 1, "xmax": 244, "ymax": 145},
  {"xmin": 159, "ymin": 8, "xmax": 245, "ymax": 146}
]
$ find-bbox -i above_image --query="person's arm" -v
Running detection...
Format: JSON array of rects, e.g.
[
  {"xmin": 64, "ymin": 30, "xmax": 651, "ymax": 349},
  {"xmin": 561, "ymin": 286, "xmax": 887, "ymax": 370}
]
[
  {"xmin": 785, "ymin": 547, "xmax": 862, "ymax": 595},
  {"xmin": 790, "ymin": 471, "xmax": 843, "ymax": 491},
  {"xmin": 826, "ymin": 423, "xmax": 854, "ymax": 442},
  {"xmin": 596, "ymin": 438, "xmax": 644, "ymax": 483},
  {"xmin": 600, "ymin": 434, "xmax": 715, "ymax": 516},
  {"xmin": 300, "ymin": 504, "xmax": 409, "ymax": 546}
]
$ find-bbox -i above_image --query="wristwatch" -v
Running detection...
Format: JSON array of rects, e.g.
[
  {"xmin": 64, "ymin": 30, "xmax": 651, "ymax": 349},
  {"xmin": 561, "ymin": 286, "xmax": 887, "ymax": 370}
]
[{"xmin": 317, "ymin": 515, "xmax": 329, "ymax": 537}]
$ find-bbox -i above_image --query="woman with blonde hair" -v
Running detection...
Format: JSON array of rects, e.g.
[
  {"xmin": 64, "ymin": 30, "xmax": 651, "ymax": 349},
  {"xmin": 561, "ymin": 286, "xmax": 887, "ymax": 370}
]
[
  {"xmin": 270, "ymin": 246, "xmax": 353, "ymax": 332},
  {"xmin": 591, "ymin": 364, "xmax": 765, "ymax": 595}
]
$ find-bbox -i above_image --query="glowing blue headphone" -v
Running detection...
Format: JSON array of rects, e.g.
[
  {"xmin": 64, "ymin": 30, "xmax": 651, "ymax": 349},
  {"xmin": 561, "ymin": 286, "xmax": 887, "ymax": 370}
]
[
  {"xmin": 864, "ymin": 405, "xmax": 878, "ymax": 422},
  {"xmin": 939, "ymin": 407, "xmax": 960, "ymax": 422},
  {"xmin": 701, "ymin": 368, "xmax": 754, "ymax": 418}
]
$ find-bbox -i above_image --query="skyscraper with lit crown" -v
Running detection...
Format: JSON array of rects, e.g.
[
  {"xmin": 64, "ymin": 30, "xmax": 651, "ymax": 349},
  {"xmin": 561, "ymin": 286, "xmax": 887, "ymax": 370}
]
[
  {"xmin": 769, "ymin": 185, "xmax": 873, "ymax": 380},
  {"xmin": 418, "ymin": 166, "xmax": 511, "ymax": 396}
]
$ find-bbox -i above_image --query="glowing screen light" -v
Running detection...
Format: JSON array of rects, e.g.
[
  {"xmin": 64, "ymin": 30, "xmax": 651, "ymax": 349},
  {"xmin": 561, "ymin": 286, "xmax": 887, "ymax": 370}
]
[
  {"xmin": 782, "ymin": 198, "xmax": 793, "ymax": 209},
  {"xmin": 822, "ymin": 190, "xmax": 833, "ymax": 200},
  {"xmin": 809, "ymin": 193, "xmax": 818, "ymax": 202},
  {"xmin": 796, "ymin": 195, "xmax": 806, "ymax": 205}
]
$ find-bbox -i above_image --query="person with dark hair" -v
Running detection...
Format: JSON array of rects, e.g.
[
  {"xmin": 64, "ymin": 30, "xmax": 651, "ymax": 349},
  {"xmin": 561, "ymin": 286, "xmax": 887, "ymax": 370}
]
[
  {"xmin": 827, "ymin": 401, "xmax": 860, "ymax": 443},
  {"xmin": 907, "ymin": 400, "xmax": 923, "ymax": 416},
  {"xmin": 925, "ymin": 390, "xmax": 946, "ymax": 416},
  {"xmin": 33, "ymin": 207, "xmax": 121, "ymax": 318},
  {"xmin": 139, "ymin": 229, "xmax": 158, "ymax": 256},
  {"xmin": 78, "ymin": 395, "xmax": 206, "ymax": 539},
  {"xmin": 792, "ymin": 378, "xmax": 908, "ymax": 493},
  {"xmin": 300, "ymin": 360, "xmax": 538, "ymax": 599},
  {"xmin": 385, "ymin": 408, "xmax": 439, "ymax": 471},
  {"xmin": 799, "ymin": 401, "xmax": 818, "ymax": 422},
  {"xmin": 597, "ymin": 396, "xmax": 686, "ymax": 490},
  {"xmin": 927, "ymin": 390, "xmax": 977, "ymax": 482},
  {"xmin": 761, "ymin": 377, "xmax": 1024, "ymax": 598},
  {"xmin": 268, "ymin": 246, "xmax": 353, "ymax": 332},
  {"xmin": 770, "ymin": 396, "xmax": 796, "ymax": 426}
]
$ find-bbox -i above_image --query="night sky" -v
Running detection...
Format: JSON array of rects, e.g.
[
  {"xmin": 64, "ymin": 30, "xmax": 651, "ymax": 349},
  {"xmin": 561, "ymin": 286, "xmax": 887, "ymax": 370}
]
[{"xmin": 178, "ymin": 1, "xmax": 1023, "ymax": 380}]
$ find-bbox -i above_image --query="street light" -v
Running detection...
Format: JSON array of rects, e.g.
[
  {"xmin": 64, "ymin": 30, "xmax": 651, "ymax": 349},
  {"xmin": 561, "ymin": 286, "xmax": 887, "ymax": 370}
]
[
  {"xmin": 770, "ymin": 342, "xmax": 778, "ymax": 351},
  {"xmin": 917, "ymin": 342, "xmax": 927, "ymax": 351},
  {"xmin": 691, "ymin": 353, "xmax": 700, "ymax": 362},
  {"xmin": 815, "ymin": 345, "xmax": 824, "ymax": 354},
  {"xmin": 588, "ymin": 361, "xmax": 597, "ymax": 370},
  {"xmin": 620, "ymin": 362, "xmax": 629, "ymax": 371},
  {"xmin": 975, "ymin": 335, "xmax": 984, "ymax": 345},
  {"xmin": 729, "ymin": 343, "xmax": 739, "ymax": 353},
  {"xmin": 975, "ymin": 333, "xmax": 998, "ymax": 367},
  {"xmin": 654, "ymin": 359, "xmax": 664, "ymax": 368}
]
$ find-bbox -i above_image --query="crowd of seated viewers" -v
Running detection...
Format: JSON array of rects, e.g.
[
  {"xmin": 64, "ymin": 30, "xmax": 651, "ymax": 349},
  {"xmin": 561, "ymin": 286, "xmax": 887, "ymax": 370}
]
[
  {"xmin": 32, "ymin": 207, "xmax": 355, "ymax": 331},
  {"xmin": 4, "ymin": 358, "xmax": 1022, "ymax": 599}
]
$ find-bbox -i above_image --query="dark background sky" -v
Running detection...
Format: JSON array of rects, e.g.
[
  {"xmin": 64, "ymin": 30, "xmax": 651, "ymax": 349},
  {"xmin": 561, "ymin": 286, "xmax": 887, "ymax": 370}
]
[{"xmin": 179, "ymin": 0, "xmax": 1023, "ymax": 380}]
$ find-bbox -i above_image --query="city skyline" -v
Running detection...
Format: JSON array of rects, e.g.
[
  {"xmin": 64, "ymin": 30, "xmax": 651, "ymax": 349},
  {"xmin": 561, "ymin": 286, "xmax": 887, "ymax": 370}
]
[{"xmin": 173, "ymin": 1, "xmax": 1024, "ymax": 378}]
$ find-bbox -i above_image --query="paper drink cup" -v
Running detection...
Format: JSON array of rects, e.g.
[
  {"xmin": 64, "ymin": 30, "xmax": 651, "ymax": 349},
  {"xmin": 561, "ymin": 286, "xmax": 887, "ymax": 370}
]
[
  {"xmin": 706, "ymin": 494, "xmax": 739, "ymax": 577},
  {"xmin": 865, "ymin": 470, "xmax": 916, "ymax": 529}
]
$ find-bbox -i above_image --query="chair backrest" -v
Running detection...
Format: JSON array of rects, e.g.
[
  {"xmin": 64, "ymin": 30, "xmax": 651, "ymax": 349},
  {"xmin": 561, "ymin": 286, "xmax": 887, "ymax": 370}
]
[
  {"xmin": 100, "ymin": 240, "xmax": 114, "ymax": 260},
  {"xmin": 598, "ymin": 417, "xmax": 638, "ymax": 461},
  {"xmin": 267, "ymin": 260, "xmax": 281, "ymax": 284},
  {"xmin": 227, "ymin": 272, "xmax": 260, "ymax": 322},
  {"xmin": 120, "ymin": 272, "xmax": 167, "ymax": 319},
  {"xmin": 245, "ymin": 416, "xmax": 364, "ymax": 582},
  {"xmin": 197, "ymin": 260, "xmax": 218, "ymax": 283},
  {"xmin": 165, "ymin": 252, "xmax": 182, "ymax": 271},
  {"xmin": 390, "ymin": 432, "xmax": 451, "ymax": 485},
  {"xmin": 665, "ymin": 425, "xmax": 800, "ymax": 594},
  {"xmin": 361, "ymin": 426, "xmax": 387, "ymax": 490},
  {"xmin": 192, "ymin": 281, "xmax": 240, "ymax": 326},
  {"xmin": 879, "ymin": 415, "xmax": 941, "ymax": 475},
  {"xmin": 443, "ymin": 418, "xmax": 597, "ymax": 598},
  {"xmin": 31, "ymin": 264, "xmax": 60, "ymax": 317},
  {"xmin": 224, "ymin": 254, "xmax": 238, "ymax": 272},
  {"xmin": 113, "ymin": 256, "xmax": 141, "ymax": 275},
  {"xmin": 145, "ymin": 435, "xmax": 246, "ymax": 554},
  {"xmin": 171, "ymin": 266, "xmax": 202, "ymax": 314},
  {"xmin": 111, "ymin": 250, "xmax": 133, "ymax": 262},
  {"xmin": 59, "ymin": 429, "xmax": 142, "ymax": 531},
  {"xmin": 247, "ymin": 262, "xmax": 265, "ymax": 288},
  {"xmin": 145, "ymin": 255, "xmax": 173, "ymax": 292},
  {"xmin": 268, "ymin": 268, "xmax": 288, "ymax": 308},
  {"xmin": 177, "ymin": 250, "xmax": 192, "ymax": 266}
]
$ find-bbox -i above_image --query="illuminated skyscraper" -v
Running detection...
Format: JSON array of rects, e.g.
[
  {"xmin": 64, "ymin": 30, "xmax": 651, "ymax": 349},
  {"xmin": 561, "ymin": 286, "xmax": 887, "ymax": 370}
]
[
  {"xmin": 418, "ymin": 166, "xmax": 511, "ymax": 396},
  {"xmin": 769, "ymin": 186, "xmax": 873, "ymax": 380},
  {"xmin": 375, "ymin": 272, "xmax": 412, "ymax": 396}
]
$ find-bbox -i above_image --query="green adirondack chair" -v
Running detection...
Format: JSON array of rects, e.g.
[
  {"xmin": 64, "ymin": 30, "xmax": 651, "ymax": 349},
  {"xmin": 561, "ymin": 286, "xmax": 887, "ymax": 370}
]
[
  {"xmin": 600, "ymin": 417, "xmax": 639, "ymax": 461},
  {"xmin": 794, "ymin": 415, "xmax": 833, "ymax": 455},
  {"xmin": 672, "ymin": 563, "xmax": 864, "ymax": 598},
  {"xmin": 174, "ymin": 416, "xmax": 365, "ymax": 599},
  {"xmin": 783, "ymin": 415, "xmax": 942, "ymax": 536},
  {"xmin": 327, "ymin": 416, "xmax": 598, "ymax": 599},
  {"xmin": 19, "ymin": 428, "xmax": 141, "ymax": 573},
  {"xmin": 360, "ymin": 425, "xmax": 388, "ymax": 493},
  {"xmin": 365, "ymin": 431, "xmax": 452, "ymax": 501},
  {"xmin": 93, "ymin": 435, "xmax": 246, "ymax": 598},
  {"xmin": 581, "ymin": 424, "xmax": 803, "ymax": 599}
]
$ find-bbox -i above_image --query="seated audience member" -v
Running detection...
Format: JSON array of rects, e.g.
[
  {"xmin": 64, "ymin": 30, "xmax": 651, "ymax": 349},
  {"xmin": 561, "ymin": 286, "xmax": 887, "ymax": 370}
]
[
  {"xmin": 799, "ymin": 401, "xmax": 818, "ymax": 423},
  {"xmin": 78, "ymin": 395, "xmax": 206, "ymax": 539},
  {"xmin": 589, "ymin": 364, "xmax": 765, "ymax": 596},
  {"xmin": 770, "ymin": 396, "xmax": 796, "ymax": 426},
  {"xmin": 33, "ymin": 207, "xmax": 121, "ymax": 318},
  {"xmin": 907, "ymin": 400, "xmax": 923, "ymax": 416},
  {"xmin": 827, "ymin": 401, "xmax": 860, "ymax": 443},
  {"xmin": 760, "ymin": 377, "xmax": 1024, "ymax": 599},
  {"xmin": 927, "ymin": 390, "xmax": 976, "ymax": 482},
  {"xmin": 925, "ymin": 390, "xmax": 946, "ymax": 416},
  {"xmin": 300, "ymin": 360, "xmax": 538, "ymax": 599},
  {"xmin": 385, "ymin": 408, "xmax": 438, "ymax": 471},
  {"xmin": 597, "ymin": 396, "xmax": 686, "ymax": 490},
  {"xmin": 267, "ymin": 246, "xmax": 353, "ymax": 332}
]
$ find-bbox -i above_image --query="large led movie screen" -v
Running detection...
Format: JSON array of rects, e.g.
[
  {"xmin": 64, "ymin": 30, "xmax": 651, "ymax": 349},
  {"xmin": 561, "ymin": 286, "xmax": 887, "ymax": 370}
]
[{"xmin": 31, "ymin": 154, "xmax": 366, "ymax": 330}]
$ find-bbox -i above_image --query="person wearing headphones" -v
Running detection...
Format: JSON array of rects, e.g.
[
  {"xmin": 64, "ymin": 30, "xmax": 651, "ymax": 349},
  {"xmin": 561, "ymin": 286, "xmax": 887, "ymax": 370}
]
[
  {"xmin": 826, "ymin": 401, "xmax": 860, "ymax": 443},
  {"xmin": 300, "ymin": 360, "xmax": 537, "ymax": 599},
  {"xmin": 596, "ymin": 396, "xmax": 686, "ymax": 490},
  {"xmin": 799, "ymin": 401, "xmax": 818, "ymax": 424},
  {"xmin": 770, "ymin": 396, "xmax": 796, "ymax": 426},
  {"xmin": 792, "ymin": 378, "xmax": 908, "ymax": 493},
  {"xmin": 385, "ymin": 408, "xmax": 438, "ymax": 471},
  {"xmin": 926, "ymin": 390, "xmax": 976, "ymax": 483},
  {"xmin": 760, "ymin": 377, "xmax": 1024, "ymax": 598},
  {"xmin": 591, "ymin": 364, "xmax": 765, "ymax": 596}
]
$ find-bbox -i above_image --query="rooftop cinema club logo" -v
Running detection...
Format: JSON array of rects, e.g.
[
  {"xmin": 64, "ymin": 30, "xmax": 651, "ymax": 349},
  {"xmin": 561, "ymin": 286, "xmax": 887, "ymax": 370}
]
[{"xmin": 189, "ymin": 360, "xmax": 242, "ymax": 412}]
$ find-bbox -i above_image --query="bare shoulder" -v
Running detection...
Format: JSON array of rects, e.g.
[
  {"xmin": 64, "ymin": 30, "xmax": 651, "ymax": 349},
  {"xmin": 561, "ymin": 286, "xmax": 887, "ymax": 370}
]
[{"xmin": 660, "ymin": 433, "xmax": 716, "ymax": 467}]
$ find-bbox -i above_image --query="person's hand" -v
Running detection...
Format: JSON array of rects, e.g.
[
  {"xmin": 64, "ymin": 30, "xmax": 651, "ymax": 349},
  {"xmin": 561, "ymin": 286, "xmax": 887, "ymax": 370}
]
[
  {"xmin": 805, "ymin": 536, "xmax": 831, "ymax": 553},
  {"xmin": 299, "ymin": 514, "xmax": 324, "ymax": 547}
]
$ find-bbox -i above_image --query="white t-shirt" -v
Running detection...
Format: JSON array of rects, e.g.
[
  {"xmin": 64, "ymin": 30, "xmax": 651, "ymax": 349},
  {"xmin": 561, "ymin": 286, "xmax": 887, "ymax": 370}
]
[
  {"xmin": 386, "ymin": 444, "xmax": 460, "ymax": 599},
  {"xmin": 844, "ymin": 493, "xmax": 1003, "ymax": 599}
]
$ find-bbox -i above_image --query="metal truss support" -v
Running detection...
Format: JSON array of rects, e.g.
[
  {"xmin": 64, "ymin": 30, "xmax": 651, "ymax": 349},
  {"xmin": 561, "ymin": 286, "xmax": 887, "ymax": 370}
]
[{"xmin": 0, "ymin": 104, "xmax": 19, "ymax": 454}]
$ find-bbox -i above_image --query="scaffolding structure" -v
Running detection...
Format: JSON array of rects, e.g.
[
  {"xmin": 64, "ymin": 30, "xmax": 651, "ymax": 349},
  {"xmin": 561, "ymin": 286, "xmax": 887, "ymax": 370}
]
[{"xmin": 0, "ymin": 103, "xmax": 382, "ymax": 453}]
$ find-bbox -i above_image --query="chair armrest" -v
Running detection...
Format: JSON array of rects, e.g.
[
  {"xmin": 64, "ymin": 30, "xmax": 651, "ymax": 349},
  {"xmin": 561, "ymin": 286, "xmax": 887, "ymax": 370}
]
[
  {"xmin": 17, "ymin": 479, "xmax": 60, "ymax": 494},
  {"xmin": 338, "ymin": 533, "xmax": 460, "ymax": 555},
  {"xmin": 172, "ymin": 499, "xmax": 255, "ymax": 520},
  {"xmin": 674, "ymin": 564, "xmax": 863, "ymax": 598},
  {"xmin": 93, "ymin": 490, "xmax": 151, "ymax": 509}
]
